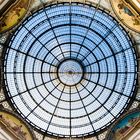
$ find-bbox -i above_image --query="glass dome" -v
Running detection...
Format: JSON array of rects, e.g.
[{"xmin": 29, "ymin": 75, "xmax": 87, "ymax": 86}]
[{"xmin": 3, "ymin": 3, "xmax": 137, "ymax": 138}]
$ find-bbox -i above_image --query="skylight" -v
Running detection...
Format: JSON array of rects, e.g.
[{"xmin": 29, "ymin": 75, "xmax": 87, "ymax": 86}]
[{"xmin": 3, "ymin": 3, "xmax": 137, "ymax": 138}]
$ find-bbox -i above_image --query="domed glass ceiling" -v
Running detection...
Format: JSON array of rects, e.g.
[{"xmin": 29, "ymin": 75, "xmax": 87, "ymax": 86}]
[{"xmin": 3, "ymin": 3, "xmax": 137, "ymax": 138}]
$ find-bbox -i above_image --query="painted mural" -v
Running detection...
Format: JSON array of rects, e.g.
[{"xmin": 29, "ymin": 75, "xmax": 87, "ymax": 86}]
[
  {"xmin": 106, "ymin": 110, "xmax": 140, "ymax": 140},
  {"xmin": 0, "ymin": 109, "xmax": 34, "ymax": 140},
  {"xmin": 0, "ymin": 0, "xmax": 32, "ymax": 33},
  {"xmin": 110, "ymin": 0, "xmax": 140, "ymax": 33}
]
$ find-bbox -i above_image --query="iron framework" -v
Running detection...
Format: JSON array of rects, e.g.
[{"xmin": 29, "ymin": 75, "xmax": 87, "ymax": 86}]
[{"xmin": 2, "ymin": 2, "xmax": 138, "ymax": 138}]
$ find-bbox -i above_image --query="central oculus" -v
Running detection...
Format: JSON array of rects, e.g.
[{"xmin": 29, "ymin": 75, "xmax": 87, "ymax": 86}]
[{"xmin": 58, "ymin": 59, "xmax": 83, "ymax": 86}]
